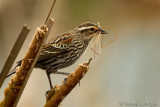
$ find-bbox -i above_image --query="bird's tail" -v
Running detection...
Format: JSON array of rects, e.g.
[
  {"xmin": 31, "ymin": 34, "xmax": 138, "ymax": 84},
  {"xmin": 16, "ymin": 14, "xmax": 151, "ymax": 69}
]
[{"xmin": 6, "ymin": 60, "xmax": 22, "ymax": 78}]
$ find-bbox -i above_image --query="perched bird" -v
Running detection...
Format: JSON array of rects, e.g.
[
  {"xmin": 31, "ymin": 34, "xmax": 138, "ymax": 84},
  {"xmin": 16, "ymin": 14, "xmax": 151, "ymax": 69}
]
[{"xmin": 7, "ymin": 22, "xmax": 107, "ymax": 89}]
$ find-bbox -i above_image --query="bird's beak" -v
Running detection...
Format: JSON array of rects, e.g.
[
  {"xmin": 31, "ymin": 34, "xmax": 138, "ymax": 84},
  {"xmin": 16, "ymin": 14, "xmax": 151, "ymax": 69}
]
[{"xmin": 97, "ymin": 28, "xmax": 107, "ymax": 34}]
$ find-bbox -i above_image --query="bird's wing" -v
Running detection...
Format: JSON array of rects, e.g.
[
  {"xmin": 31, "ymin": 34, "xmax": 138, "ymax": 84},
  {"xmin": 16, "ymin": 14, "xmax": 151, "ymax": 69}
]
[{"xmin": 37, "ymin": 32, "xmax": 73, "ymax": 61}]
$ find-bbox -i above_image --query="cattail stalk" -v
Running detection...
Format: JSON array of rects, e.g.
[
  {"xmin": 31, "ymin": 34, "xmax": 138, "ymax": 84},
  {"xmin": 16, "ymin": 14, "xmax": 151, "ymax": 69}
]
[
  {"xmin": 0, "ymin": 18, "xmax": 54, "ymax": 107},
  {"xmin": 44, "ymin": 58, "xmax": 92, "ymax": 107}
]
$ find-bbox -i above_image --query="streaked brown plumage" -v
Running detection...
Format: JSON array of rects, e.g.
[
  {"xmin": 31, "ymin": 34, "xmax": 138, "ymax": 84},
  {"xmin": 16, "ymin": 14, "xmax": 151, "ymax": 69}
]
[{"xmin": 7, "ymin": 22, "xmax": 107, "ymax": 89}]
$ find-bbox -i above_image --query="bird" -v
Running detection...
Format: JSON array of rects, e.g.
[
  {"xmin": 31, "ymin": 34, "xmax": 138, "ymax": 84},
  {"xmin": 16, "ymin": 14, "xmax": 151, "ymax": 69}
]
[{"xmin": 7, "ymin": 22, "xmax": 107, "ymax": 89}]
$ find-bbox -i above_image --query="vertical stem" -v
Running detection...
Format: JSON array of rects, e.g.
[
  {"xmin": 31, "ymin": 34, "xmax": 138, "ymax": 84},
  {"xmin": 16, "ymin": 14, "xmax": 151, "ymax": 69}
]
[
  {"xmin": 0, "ymin": 25, "xmax": 30, "ymax": 89},
  {"xmin": 0, "ymin": 18, "xmax": 54, "ymax": 107}
]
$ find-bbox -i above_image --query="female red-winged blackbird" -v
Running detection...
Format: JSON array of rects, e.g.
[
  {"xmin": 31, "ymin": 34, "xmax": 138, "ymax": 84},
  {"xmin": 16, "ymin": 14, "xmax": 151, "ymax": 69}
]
[{"xmin": 7, "ymin": 22, "xmax": 107, "ymax": 89}]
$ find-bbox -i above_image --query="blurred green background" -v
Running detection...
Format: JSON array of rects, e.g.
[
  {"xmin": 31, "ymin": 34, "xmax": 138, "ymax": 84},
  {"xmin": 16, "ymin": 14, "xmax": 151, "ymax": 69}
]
[{"xmin": 1, "ymin": 0, "xmax": 160, "ymax": 107}]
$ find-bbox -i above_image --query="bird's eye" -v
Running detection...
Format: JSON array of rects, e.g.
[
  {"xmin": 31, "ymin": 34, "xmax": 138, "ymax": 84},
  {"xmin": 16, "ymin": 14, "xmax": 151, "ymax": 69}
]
[{"xmin": 90, "ymin": 28, "xmax": 95, "ymax": 31}]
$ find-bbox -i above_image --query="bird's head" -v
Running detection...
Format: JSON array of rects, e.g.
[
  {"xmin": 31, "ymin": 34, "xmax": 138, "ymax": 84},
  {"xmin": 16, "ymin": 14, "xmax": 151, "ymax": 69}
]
[{"xmin": 75, "ymin": 22, "xmax": 107, "ymax": 42}]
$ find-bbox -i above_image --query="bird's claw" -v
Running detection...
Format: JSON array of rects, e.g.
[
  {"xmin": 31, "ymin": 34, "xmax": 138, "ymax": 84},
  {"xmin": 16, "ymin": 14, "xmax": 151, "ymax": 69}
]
[{"xmin": 45, "ymin": 89, "xmax": 51, "ymax": 97}]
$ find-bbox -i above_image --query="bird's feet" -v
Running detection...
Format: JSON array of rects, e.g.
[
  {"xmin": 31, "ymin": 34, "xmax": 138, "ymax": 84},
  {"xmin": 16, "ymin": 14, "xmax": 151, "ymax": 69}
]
[
  {"xmin": 45, "ymin": 89, "xmax": 51, "ymax": 96},
  {"xmin": 53, "ymin": 71, "xmax": 70, "ymax": 75}
]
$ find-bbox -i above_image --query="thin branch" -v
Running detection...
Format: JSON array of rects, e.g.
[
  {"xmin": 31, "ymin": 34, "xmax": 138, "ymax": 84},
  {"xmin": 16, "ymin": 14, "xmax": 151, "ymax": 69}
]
[
  {"xmin": 44, "ymin": 58, "xmax": 92, "ymax": 107},
  {"xmin": 44, "ymin": 0, "xmax": 56, "ymax": 25},
  {"xmin": 0, "ymin": 25, "xmax": 30, "ymax": 89},
  {"xmin": 0, "ymin": 18, "xmax": 54, "ymax": 107}
]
